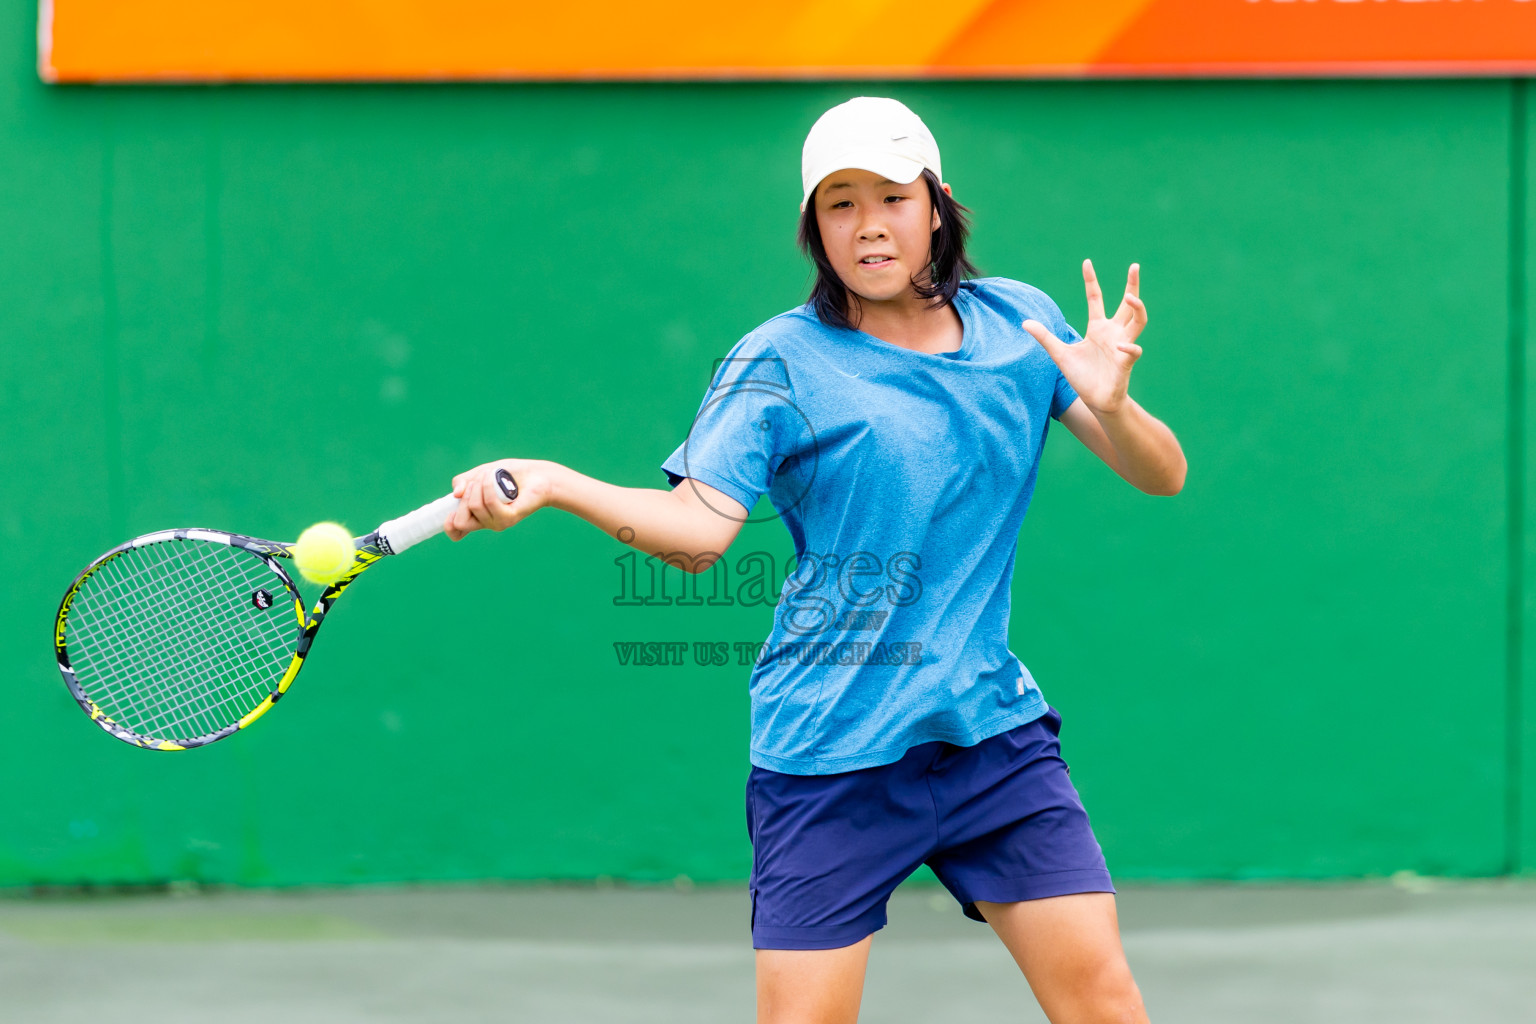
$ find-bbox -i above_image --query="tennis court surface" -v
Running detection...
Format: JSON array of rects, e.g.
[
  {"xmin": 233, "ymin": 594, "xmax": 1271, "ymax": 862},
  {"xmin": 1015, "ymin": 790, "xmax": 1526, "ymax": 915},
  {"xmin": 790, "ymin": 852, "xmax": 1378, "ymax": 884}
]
[{"xmin": 3, "ymin": 876, "xmax": 1532, "ymax": 1022}]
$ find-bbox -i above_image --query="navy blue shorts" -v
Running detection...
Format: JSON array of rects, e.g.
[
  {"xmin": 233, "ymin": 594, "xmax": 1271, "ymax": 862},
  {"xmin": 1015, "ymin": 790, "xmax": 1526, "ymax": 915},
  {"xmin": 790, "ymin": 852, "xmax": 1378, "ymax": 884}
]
[{"xmin": 746, "ymin": 705, "xmax": 1115, "ymax": 950}]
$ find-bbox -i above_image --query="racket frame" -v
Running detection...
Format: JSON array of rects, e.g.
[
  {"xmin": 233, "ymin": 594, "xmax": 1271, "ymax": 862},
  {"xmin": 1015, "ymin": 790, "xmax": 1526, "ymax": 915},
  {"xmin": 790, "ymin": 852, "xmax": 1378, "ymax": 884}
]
[
  {"xmin": 54, "ymin": 526, "xmax": 386, "ymax": 751},
  {"xmin": 54, "ymin": 468, "xmax": 516, "ymax": 751}
]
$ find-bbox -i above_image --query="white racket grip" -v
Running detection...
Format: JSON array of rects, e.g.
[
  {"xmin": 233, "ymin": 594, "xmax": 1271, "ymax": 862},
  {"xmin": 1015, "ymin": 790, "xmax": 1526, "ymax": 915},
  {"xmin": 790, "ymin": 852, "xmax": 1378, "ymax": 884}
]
[
  {"xmin": 376, "ymin": 494, "xmax": 460, "ymax": 555},
  {"xmin": 376, "ymin": 468, "xmax": 519, "ymax": 555}
]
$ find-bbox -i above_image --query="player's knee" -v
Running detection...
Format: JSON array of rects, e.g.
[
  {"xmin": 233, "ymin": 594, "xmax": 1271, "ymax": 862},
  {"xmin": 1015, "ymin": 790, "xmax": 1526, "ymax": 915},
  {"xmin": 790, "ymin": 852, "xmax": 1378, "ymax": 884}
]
[
  {"xmin": 1048, "ymin": 962, "xmax": 1145, "ymax": 1024},
  {"xmin": 1080, "ymin": 973, "xmax": 1148, "ymax": 1024}
]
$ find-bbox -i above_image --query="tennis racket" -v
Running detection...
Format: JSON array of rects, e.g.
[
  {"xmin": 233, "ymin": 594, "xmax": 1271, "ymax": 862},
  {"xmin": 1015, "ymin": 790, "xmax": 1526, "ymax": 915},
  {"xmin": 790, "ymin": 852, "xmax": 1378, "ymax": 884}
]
[{"xmin": 52, "ymin": 469, "xmax": 518, "ymax": 751}]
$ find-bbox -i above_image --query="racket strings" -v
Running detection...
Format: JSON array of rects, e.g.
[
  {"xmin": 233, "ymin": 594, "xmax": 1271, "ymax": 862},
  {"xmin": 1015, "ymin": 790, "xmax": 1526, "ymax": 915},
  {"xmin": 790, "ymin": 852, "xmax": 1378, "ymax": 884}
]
[
  {"xmin": 71, "ymin": 545, "xmax": 274, "ymax": 738},
  {"xmin": 71, "ymin": 544, "xmax": 295, "ymax": 740},
  {"xmin": 90, "ymin": 544, "xmax": 299, "ymax": 736},
  {"xmin": 65, "ymin": 539, "xmax": 304, "ymax": 744}
]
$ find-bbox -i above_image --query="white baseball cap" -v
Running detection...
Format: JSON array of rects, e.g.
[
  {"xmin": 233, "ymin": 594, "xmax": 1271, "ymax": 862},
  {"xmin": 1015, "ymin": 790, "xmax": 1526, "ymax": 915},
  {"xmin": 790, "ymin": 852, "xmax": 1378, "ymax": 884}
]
[{"xmin": 800, "ymin": 97, "xmax": 943, "ymax": 210}]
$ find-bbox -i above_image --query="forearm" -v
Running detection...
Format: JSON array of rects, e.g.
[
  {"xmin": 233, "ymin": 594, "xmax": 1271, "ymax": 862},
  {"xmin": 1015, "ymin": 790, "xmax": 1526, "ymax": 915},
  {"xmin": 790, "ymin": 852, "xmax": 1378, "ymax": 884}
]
[
  {"xmin": 1093, "ymin": 397, "xmax": 1187, "ymax": 496},
  {"xmin": 548, "ymin": 463, "xmax": 738, "ymax": 571}
]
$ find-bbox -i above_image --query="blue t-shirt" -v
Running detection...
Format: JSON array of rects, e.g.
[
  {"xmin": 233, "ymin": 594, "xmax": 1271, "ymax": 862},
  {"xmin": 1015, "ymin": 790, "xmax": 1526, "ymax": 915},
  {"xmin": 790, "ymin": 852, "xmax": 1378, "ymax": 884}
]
[{"xmin": 661, "ymin": 277, "xmax": 1082, "ymax": 775}]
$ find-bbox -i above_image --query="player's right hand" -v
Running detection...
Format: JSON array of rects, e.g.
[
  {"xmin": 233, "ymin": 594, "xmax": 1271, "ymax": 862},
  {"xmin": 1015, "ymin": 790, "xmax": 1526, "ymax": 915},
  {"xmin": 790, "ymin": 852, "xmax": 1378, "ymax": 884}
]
[{"xmin": 446, "ymin": 459, "xmax": 558, "ymax": 541}]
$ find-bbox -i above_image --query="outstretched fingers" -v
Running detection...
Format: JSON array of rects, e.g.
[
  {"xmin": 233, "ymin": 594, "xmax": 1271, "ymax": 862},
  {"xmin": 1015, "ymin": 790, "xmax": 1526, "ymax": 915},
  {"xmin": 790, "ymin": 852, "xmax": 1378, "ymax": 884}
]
[
  {"xmin": 1082, "ymin": 259, "xmax": 1106, "ymax": 321},
  {"xmin": 1114, "ymin": 265, "xmax": 1147, "ymax": 338},
  {"xmin": 1116, "ymin": 291, "xmax": 1148, "ymax": 331}
]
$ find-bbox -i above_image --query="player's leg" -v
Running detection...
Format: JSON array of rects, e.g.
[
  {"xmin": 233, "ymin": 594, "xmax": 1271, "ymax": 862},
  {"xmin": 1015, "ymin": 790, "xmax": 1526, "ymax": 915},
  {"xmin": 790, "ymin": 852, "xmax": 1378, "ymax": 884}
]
[
  {"xmin": 755, "ymin": 938, "xmax": 872, "ymax": 1024},
  {"xmin": 745, "ymin": 747, "xmax": 939, "ymax": 1024},
  {"xmin": 974, "ymin": 893, "xmax": 1148, "ymax": 1024},
  {"xmin": 924, "ymin": 705, "xmax": 1140, "ymax": 1022}
]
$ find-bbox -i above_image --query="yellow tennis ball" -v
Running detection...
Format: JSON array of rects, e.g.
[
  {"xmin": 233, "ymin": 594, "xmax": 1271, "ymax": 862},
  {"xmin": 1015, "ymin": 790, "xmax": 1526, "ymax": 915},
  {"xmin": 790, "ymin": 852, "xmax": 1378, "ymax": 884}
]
[{"xmin": 292, "ymin": 522, "xmax": 356, "ymax": 585}]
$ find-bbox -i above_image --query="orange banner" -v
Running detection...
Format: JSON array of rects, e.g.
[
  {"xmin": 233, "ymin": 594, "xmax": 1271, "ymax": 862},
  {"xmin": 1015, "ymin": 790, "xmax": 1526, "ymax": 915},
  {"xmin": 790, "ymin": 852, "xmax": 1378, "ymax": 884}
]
[{"xmin": 38, "ymin": 0, "xmax": 1536, "ymax": 84}]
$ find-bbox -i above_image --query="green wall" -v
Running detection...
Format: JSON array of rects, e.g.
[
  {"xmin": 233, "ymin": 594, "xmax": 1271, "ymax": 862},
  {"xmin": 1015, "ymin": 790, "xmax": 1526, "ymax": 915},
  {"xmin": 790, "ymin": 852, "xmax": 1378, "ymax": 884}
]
[{"xmin": 1, "ymin": 0, "xmax": 1530, "ymax": 885}]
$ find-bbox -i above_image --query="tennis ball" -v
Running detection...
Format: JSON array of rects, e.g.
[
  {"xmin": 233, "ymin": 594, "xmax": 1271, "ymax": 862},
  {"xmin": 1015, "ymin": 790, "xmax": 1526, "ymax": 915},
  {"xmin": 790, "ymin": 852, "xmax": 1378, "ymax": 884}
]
[{"xmin": 293, "ymin": 522, "xmax": 356, "ymax": 585}]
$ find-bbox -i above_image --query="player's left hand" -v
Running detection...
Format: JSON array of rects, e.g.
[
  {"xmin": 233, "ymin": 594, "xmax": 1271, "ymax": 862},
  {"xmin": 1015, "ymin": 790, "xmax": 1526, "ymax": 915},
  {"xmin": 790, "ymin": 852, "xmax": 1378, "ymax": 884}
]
[{"xmin": 1023, "ymin": 260, "xmax": 1147, "ymax": 416}]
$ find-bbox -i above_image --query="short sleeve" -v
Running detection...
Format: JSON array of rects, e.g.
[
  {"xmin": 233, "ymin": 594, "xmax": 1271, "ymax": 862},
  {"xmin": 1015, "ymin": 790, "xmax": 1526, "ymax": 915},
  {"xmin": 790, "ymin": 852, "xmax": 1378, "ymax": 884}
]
[
  {"xmin": 973, "ymin": 277, "xmax": 1082, "ymax": 421},
  {"xmin": 660, "ymin": 334, "xmax": 798, "ymax": 513}
]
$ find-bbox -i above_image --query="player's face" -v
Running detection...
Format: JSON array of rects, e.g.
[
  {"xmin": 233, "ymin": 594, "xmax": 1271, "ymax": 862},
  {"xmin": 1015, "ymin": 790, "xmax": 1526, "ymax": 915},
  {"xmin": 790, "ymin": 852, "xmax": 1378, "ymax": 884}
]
[{"xmin": 812, "ymin": 168, "xmax": 945, "ymax": 308}]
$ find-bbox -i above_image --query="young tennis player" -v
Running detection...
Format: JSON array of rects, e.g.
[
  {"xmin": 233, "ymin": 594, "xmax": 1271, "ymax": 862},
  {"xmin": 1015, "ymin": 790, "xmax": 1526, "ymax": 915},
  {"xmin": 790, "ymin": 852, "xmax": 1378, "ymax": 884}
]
[{"xmin": 447, "ymin": 96, "xmax": 1182, "ymax": 1024}]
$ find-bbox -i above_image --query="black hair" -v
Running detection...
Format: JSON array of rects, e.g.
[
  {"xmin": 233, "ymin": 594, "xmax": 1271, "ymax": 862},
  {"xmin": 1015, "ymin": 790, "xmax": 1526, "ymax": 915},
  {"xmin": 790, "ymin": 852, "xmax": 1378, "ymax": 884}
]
[{"xmin": 797, "ymin": 168, "xmax": 978, "ymax": 332}]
